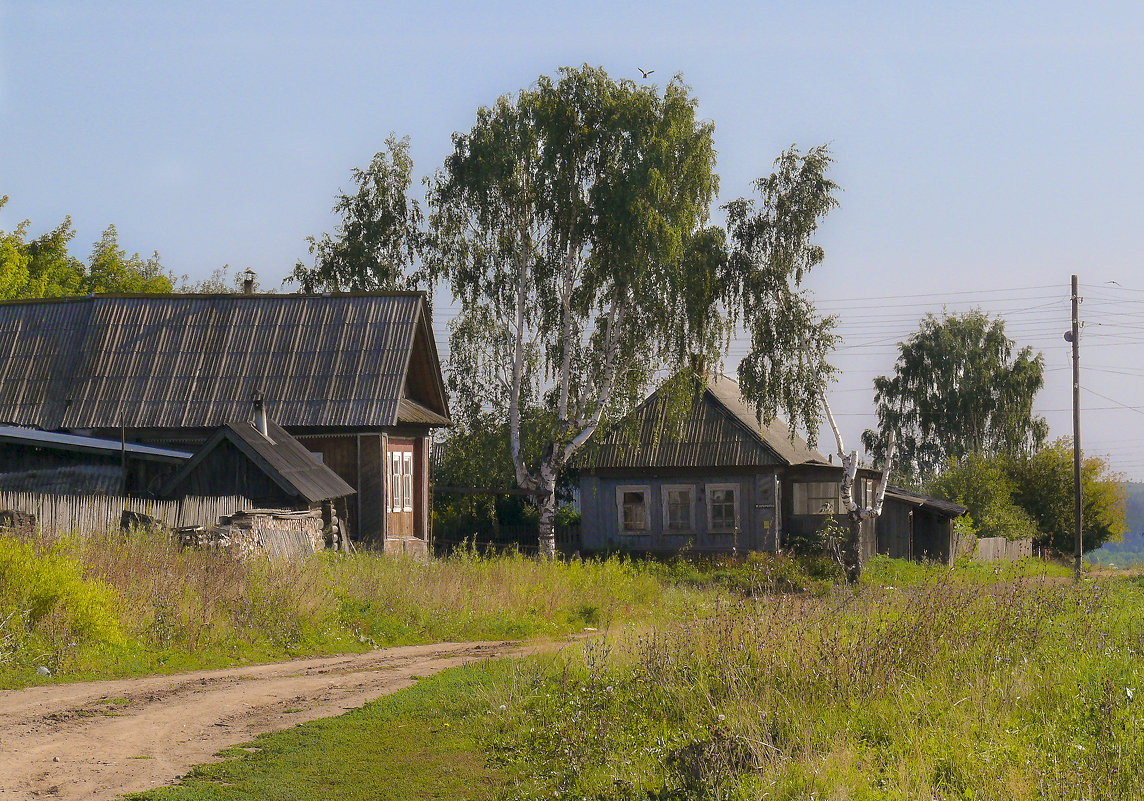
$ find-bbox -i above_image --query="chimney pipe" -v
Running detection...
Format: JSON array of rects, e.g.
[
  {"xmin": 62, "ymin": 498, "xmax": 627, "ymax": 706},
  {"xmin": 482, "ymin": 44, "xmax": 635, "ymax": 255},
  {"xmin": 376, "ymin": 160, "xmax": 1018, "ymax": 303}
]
[
  {"xmin": 242, "ymin": 268, "xmax": 256, "ymax": 295},
  {"xmin": 252, "ymin": 389, "xmax": 268, "ymax": 438}
]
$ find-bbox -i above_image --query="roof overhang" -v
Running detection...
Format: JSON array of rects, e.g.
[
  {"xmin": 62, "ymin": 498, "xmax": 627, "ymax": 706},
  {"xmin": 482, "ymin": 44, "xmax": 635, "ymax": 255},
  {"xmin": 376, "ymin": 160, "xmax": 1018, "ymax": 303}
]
[{"xmin": 0, "ymin": 426, "xmax": 192, "ymax": 463}]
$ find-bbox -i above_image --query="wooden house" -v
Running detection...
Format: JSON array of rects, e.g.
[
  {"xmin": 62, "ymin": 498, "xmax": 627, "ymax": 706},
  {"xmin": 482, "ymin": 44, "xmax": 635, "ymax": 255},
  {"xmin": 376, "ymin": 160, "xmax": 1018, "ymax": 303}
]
[
  {"xmin": 0, "ymin": 292, "xmax": 450, "ymax": 555},
  {"xmin": 578, "ymin": 374, "xmax": 964, "ymax": 563}
]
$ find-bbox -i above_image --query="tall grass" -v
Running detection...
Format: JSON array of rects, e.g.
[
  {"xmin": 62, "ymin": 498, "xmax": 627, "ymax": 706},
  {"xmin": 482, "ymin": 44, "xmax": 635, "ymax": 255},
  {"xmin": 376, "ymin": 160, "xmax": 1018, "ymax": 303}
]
[
  {"xmin": 0, "ymin": 530, "xmax": 711, "ymax": 687},
  {"xmin": 490, "ymin": 570, "xmax": 1144, "ymax": 800}
]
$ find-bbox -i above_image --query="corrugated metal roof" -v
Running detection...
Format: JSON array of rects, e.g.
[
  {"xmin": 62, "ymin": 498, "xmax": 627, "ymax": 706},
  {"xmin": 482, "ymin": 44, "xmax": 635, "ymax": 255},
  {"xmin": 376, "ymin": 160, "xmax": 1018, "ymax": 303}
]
[
  {"xmin": 705, "ymin": 375, "xmax": 827, "ymax": 466},
  {"xmin": 885, "ymin": 485, "xmax": 968, "ymax": 518},
  {"xmin": 164, "ymin": 418, "xmax": 356, "ymax": 504},
  {"xmin": 0, "ymin": 425, "xmax": 192, "ymax": 462},
  {"xmin": 397, "ymin": 398, "xmax": 451, "ymax": 426},
  {"xmin": 0, "ymin": 293, "xmax": 446, "ymax": 430},
  {"xmin": 578, "ymin": 373, "xmax": 827, "ymax": 471}
]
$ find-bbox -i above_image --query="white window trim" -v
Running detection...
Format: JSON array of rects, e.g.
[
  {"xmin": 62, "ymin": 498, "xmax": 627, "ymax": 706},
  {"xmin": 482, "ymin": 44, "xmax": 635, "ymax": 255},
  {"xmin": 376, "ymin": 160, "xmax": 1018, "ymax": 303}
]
[
  {"xmin": 706, "ymin": 482, "xmax": 740, "ymax": 533},
  {"xmin": 661, "ymin": 484, "xmax": 696, "ymax": 533},
  {"xmin": 390, "ymin": 452, "xmax": 402, "ymax": 512},
  {"xmin": 402, "ymin": 451, "xmax": 414, "ymax": 512},
  {"xmin": 616, "ymin": 484, "xmax": 651, "ymax": 534}
]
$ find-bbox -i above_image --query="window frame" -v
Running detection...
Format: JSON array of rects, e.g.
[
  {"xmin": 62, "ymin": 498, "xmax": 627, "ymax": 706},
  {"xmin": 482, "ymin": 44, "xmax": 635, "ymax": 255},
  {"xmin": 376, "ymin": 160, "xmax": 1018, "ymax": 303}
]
[
  {"xmin": 706, "ymin": 482, "xmax": 740, "ymax": 533},
  {"xmin": 661, "ymin": 484, "xmax": 696, "ymax": 533},
  {"xmin": 615, "ymin": 485, "xmax": 651, "ymax": 534},
  {"xmin": 390, "ymin": 452, "xmax": 402, "ymax": 512},
  {"xmin": 402, "ymin": 451, "xmax": 414, "ymax": 512},
  {"xmin": 792, "ymin": 481, "xmax": 845, "ymax": 516}
]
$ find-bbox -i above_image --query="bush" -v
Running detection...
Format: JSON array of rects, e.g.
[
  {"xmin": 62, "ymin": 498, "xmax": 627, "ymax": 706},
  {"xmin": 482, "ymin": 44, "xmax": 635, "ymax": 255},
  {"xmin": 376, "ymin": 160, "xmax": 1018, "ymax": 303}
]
[{"xmin": 0, "ymin": 535, "xmax": 123, "ymax": 672}]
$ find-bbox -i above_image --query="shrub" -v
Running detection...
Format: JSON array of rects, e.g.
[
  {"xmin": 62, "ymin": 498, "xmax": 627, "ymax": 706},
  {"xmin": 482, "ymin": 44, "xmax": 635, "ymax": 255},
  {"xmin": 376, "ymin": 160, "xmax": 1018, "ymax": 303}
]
[{"xmin": 0, "ymin": 535, "xmax": 123, "ymax": 671}]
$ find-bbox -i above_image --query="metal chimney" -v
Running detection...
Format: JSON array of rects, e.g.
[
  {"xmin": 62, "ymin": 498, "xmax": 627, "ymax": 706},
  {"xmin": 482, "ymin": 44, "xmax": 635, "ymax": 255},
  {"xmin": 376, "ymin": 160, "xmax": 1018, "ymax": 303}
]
[
  {"xmin": 251, "ymin": 389, "xmax": 269, "ymax": 438},
  {"xmin": 242, "ymin": 268, "xmax": 256, "ymax": 295}
]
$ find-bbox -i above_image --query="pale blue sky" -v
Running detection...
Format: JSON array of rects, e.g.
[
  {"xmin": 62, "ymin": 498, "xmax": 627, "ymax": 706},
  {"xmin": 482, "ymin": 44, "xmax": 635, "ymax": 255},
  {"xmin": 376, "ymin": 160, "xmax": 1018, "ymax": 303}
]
[{"xmin": 3, "ymin": 1, "xmax": 1144, "ymax": 476}]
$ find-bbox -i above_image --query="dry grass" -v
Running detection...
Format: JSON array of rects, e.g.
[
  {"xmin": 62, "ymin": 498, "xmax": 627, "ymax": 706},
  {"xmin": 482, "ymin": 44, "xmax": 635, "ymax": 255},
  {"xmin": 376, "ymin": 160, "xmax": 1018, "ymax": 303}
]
[
  {"xmin": 0, "ymin": 529, "xmax": 708, "ymax": 686},
  {"xmin": 492, "ymin": 572, "xmax": 1144, "ymax": 799}
]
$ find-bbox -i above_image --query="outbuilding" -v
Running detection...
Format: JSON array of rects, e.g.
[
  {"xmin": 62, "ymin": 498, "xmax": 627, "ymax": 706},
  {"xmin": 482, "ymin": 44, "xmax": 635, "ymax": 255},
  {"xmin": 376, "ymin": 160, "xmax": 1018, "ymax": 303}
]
[{"xmin": 0, "ymin": 291, "xmax": 450, "ymax": 554}]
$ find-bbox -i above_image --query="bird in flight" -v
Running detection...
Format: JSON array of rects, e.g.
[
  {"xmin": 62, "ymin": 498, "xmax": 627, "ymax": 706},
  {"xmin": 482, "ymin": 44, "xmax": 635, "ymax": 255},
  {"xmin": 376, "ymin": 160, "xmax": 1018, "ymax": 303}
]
[{"xmin": 638, "ymin": 68, "xmax": 654, "ymax": 78}]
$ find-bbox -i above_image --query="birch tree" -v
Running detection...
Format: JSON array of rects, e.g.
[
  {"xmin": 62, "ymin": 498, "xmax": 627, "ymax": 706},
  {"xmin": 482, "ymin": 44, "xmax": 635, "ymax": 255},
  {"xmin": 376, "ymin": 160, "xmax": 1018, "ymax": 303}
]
[
  {"xmin": 823, "ymin": 393, "xmax": 897, "ymax": 583},
  {"xmin": 431, "ymin": 67, "xmax": 717, "ymax": 557},
  {"xmin": 432, "ymin": 66, "xmax": 844, "ymax": 557},
  {"xmin": 861, "ymin": 310, "xmax": 1047, "ymax": 485}
]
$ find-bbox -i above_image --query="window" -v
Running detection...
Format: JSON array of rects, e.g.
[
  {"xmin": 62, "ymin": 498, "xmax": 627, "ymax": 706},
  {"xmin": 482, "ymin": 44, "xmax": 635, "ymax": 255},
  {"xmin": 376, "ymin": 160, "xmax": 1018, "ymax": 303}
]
[
  {"xmin": 706, "ymin": 483, "xmax": 739, "ymax": 532},
  {"xmin": 792, "ymin": 481, "xmax": 845, "ymax": 515},
  {"xmin": 403, "ymin": 451, "xmax": 414, "ymax": 512},
  {"xmin": 390, "ymin": 452, "xmax": 402, "ymax": 512},
  {"xmin": 616, "ymin": 486, "xmax": 650, "ymax": 533},
  {"xmin": 662, "ymin": 485, "xmax": 695, "ymax": 532}
]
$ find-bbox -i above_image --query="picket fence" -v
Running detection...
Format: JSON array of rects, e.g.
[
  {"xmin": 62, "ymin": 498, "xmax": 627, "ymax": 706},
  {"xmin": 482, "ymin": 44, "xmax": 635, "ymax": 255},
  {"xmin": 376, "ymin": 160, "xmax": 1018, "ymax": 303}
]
[{"xmin": 0, "ymin": 490, "xmax": 251, "ymax": 537}]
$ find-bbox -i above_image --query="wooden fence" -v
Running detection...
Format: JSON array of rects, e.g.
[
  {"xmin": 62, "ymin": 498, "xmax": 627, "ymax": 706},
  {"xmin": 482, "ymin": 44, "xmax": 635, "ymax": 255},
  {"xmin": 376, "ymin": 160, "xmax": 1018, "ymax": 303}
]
[
  {"xmin": 976, "ymin": 536, "xmax": 1033, "ymax": 562},
  {"xmin": 0, "ymin": 490, "xmax": 251, "ymax": 537}
]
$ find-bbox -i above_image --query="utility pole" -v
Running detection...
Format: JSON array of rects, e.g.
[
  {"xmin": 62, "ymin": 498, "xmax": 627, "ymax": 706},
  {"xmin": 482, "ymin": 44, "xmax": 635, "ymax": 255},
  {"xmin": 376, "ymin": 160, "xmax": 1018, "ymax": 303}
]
[{"xmin": 1068, "ymin": 274, "xmax": 1082, "ymax": 581}]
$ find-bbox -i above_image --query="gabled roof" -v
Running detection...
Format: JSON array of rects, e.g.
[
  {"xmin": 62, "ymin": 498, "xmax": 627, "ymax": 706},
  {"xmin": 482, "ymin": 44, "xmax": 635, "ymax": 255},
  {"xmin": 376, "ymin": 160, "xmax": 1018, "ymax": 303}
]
[
  {"xmin": 885, "ymin": 485, "xmax": 968, "ymax": 518},
  {"xmin": 578, "ymin": 373, "xmax": 828, "ymax": 471},
  {"xmin": 704, "ymin": 375, "xmax": 828, "ymax": 466},
  {"xmin": 162, "ymin": 418, "xmax": 356, "ymax": 504},
  {"xmin": 0, "ymin": 292, "xmax": 450, "ymax": 431}
]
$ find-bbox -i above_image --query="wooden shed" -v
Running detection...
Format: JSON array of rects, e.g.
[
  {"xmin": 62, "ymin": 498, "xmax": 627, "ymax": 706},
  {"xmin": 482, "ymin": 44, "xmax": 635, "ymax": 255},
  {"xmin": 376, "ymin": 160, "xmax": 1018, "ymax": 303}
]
[
  {"xmin": 162, "ymin": 418, "xmax": 355, "ymax": 510},
  {"xmin": 876, "ymin": 486, "xmax": 969, "ymax": 565},
  {"xmin": 0, "ymin": 292, "xmax": 450, "ymax": 555}
]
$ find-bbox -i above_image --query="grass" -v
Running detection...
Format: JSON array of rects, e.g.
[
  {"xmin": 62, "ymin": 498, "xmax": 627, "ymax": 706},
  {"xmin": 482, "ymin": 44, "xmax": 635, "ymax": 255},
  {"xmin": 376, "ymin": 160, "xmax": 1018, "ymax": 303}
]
[
  {"xmin": 129, "ymin": 559, "xmax": 1143, "ymax": 800},
  {"xmin": 125, "ymin": 660, "xmax": 519, "ymax": 801},
  {"xmin": 0, "ymin": 530, "xmax": 723, "ymax": 688}
]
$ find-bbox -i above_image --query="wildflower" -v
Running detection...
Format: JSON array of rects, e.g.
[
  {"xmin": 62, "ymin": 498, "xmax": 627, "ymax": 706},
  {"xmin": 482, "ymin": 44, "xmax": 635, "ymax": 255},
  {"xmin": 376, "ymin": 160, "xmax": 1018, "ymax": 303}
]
[{"xmin": 717, "ymin": 714, "xmax": 725, "ymax": 722}]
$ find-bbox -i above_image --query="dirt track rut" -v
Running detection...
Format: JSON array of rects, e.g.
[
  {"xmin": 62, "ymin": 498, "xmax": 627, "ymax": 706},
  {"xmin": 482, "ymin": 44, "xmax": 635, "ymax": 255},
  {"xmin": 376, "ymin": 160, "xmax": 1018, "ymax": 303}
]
[{"xmin": 0, "ymin": 640, "xmax": 537, "ymax": 800}]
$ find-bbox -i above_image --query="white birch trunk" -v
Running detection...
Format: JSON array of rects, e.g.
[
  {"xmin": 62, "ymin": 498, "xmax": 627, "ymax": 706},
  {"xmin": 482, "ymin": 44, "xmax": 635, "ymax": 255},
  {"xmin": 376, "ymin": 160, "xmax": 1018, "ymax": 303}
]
[{"xmin": 823, "ymin": 394, "xmax": 897, "ymax": 583}]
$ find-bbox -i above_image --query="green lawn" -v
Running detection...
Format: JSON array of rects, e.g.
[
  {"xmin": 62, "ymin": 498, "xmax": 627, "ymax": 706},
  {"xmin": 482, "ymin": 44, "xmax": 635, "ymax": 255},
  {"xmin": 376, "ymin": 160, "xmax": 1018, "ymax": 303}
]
[{"xmin": 126, "ymin": 660, "xmax": 517, "ymax": 801}]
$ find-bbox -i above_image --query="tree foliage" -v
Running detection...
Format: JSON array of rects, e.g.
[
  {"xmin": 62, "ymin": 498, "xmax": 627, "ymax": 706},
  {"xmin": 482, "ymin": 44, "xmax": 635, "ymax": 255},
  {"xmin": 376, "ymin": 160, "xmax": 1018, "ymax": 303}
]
[
  {"xmin": 0, "ymin": 196, "xmax": 174, "ymax": 298},
  {"xmin": 1008, "ymin": 438, "xmax": 1127, "ymax": 553},
  {"xmin": 926, "ymin": 452, "xmax": 1038, "ymax": 541},
  {"xmin": 429, "ymin": 65, "xmax": 840, "ymax": 555},
  {"xmin": 862, "ymin": 310, "xmax": 1048, "ymax": 485},
  {"xmin": 289, "ymin": 134, "xmax": 425, "ymax": 292}
]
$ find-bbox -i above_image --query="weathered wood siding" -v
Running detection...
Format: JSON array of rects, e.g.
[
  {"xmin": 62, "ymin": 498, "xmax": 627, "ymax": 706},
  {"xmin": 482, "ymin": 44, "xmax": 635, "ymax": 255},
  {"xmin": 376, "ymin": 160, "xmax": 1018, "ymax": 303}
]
[
  {"xmin": 297, "ymin": 435, "xmax": 360, "ymax": 538},
  {"xmin": 579, "ymin": 469, "xmax": 780, "ymax": 553},
  {"xmin": 358, "ymin": 434, "xmax": 384, "ymax": 546},
  {"xmin": 165, "ymin": 439, "xmax": 294, "ymax": 506},
  {"xmin": 0, "ymin": 490, "xmax": 249, "ymax": 537},
  {"xmin": 877, "ymin": 502, "xmax": 913, "ymax": 560}
]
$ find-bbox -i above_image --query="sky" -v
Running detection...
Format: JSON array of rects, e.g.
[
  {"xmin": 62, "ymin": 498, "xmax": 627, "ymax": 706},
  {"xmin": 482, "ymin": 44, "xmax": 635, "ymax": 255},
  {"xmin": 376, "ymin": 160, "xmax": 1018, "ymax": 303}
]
[{"xmin": 2, "ymin": 1, "xmax": 1144, "ymax": 478}]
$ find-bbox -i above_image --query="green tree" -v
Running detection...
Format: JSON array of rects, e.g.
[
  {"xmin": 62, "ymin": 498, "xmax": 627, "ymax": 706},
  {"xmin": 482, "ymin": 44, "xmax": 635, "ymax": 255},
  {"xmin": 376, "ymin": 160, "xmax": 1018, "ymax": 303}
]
[
  {"xmin": 1009, "ymin": 438, "xmax": 1127, "ymax": 553},
  {"xmin": 290, "ymin": 134, "xmax": 424, "ymax": 292},
  {"xmin": 1, "ymin": 197, "xmax": 174, "ymax": 298},
  {"xmin": 862, "ymin": 310, "xmax": 1048, "ymax": 485},
  {"xmin": 926, "ymin": 452, "xmax": 1038, "ymax": 541},
  {"xmin": 431, "ymin": 66, "xmax": 841, "ymax": 557},
  {"xmin": 85, "ymin": 225, "xmax": 173, "ymax": 294}
]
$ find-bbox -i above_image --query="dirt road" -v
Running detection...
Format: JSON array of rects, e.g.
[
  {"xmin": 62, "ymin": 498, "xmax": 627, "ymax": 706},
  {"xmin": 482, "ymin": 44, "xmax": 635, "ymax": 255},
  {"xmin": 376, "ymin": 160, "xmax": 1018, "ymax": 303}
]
[{"xmin": 0, "ymin": 640, "xmax": 538, "ymax": 800}]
